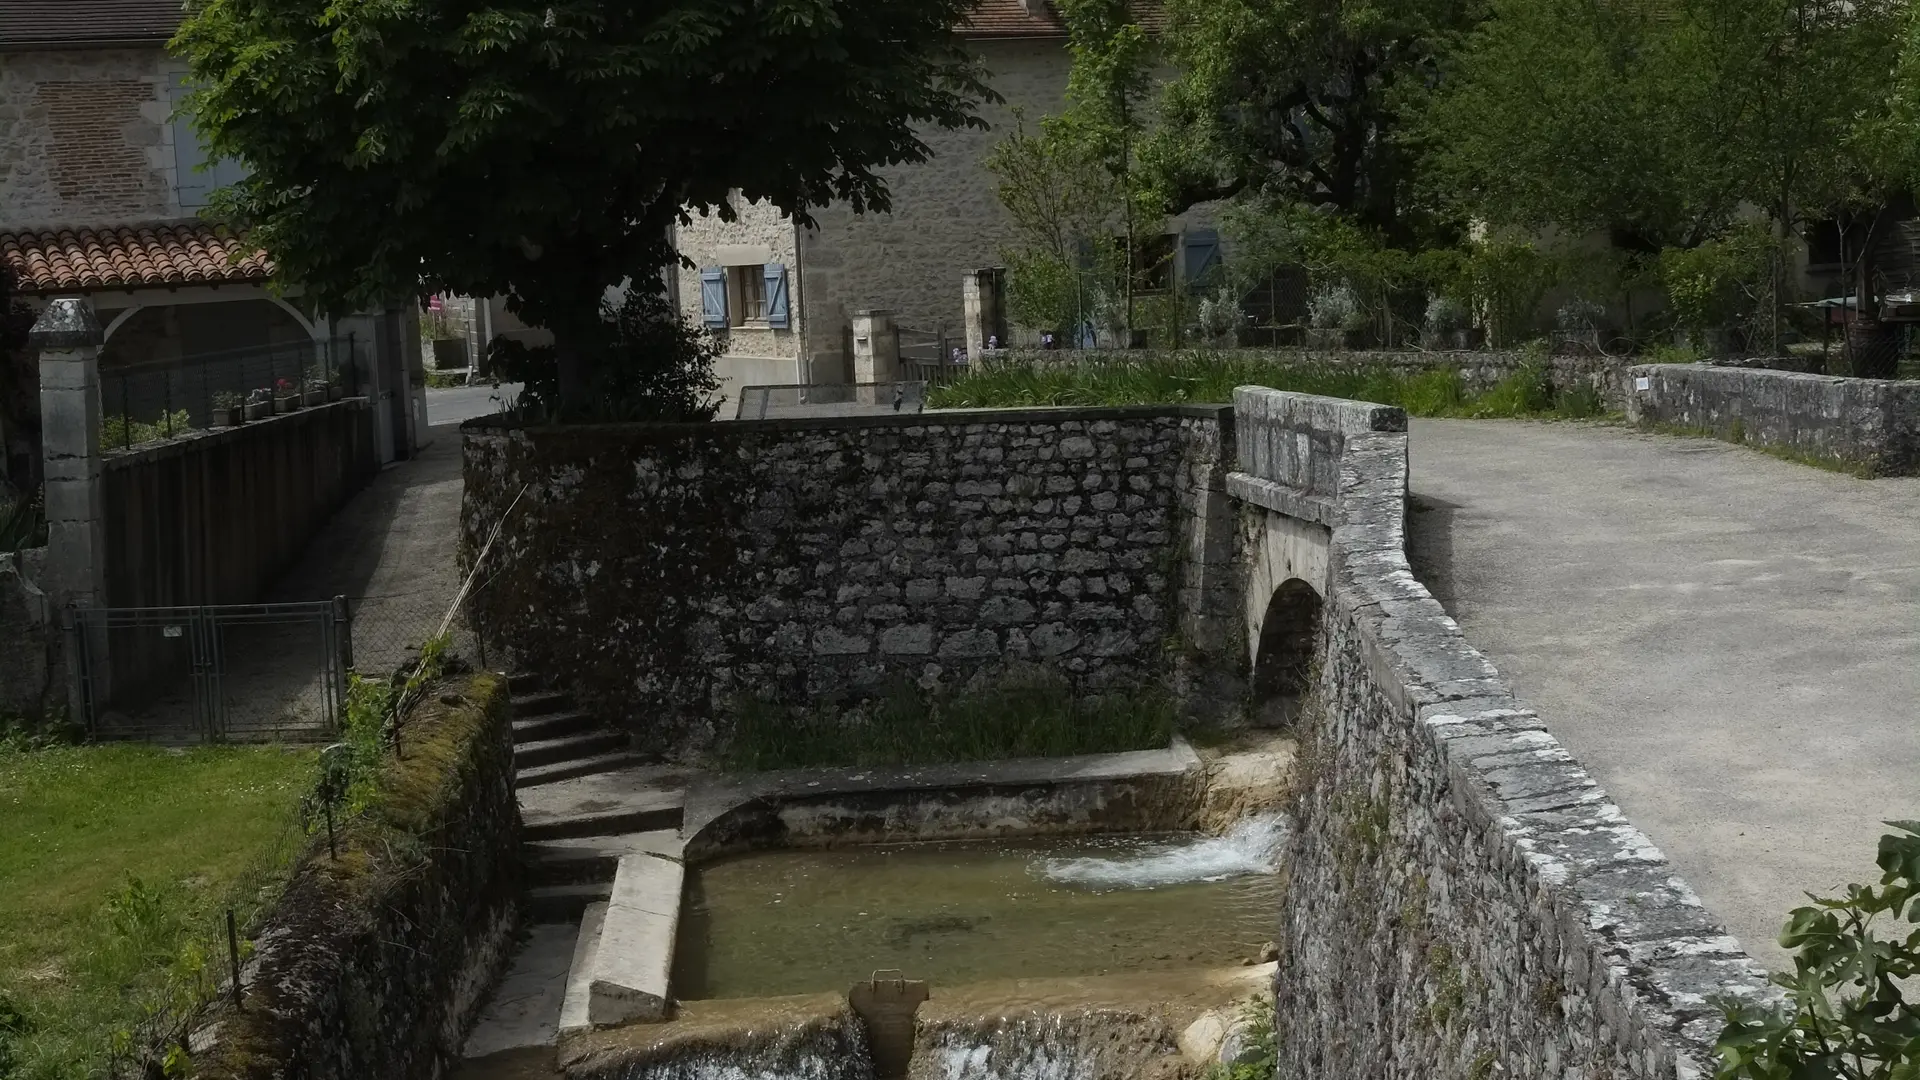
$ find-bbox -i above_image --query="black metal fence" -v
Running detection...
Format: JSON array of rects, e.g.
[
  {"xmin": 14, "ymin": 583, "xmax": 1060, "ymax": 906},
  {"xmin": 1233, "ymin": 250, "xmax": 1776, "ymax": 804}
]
[{"xmin": 98, "ymin": 336, "xmax": 362, "ymax": 453}]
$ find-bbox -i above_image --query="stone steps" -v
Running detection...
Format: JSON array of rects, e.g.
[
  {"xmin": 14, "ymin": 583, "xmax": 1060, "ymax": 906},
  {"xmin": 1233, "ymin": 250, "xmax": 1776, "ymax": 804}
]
[
  {"xmin": 529, "ymin": 881, "xmax": 613, "ymax": 922},
  {"xmin": 517, "ymin": 730, "xmax": 627, "ymax": 770},
  {"xmin": 526, "ymin": 830, "xmax": 684, "ymax": 886},
  {"xmin": 512, "ymin": 689, "xmax": 575, "ymax": 719},
  {"xmin": 515, "ymin": 751, "xmax": 648, "ymax": 790},
  {"xmin": 511, "ymin": 710, "xmax": 597, "ymax": 742}
]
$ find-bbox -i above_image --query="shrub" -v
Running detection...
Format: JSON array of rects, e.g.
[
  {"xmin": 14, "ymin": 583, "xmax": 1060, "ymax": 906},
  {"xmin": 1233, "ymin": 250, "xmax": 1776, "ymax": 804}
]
[
  {"xmin": 1308, "ymin": 284, "xmax": 1366, "ymax": 331},
  {"xmin": 1424, "ymin": 295, "xmax": 1470, "ymax": 335},
  {"xmin": 491, "ymin": 285, "xmax": 720, "ymax": 422},
  {"xmin": 1197, "ymin": 286, "xmax": 1244, "ymax": 344},
  {"xmin": 1713, "ymin": 822, "xmax": 1919, "ymax": 1079},
  {"xmin": 1556, "ymin": 298, "xmax": 1607, "ymax": 333}
]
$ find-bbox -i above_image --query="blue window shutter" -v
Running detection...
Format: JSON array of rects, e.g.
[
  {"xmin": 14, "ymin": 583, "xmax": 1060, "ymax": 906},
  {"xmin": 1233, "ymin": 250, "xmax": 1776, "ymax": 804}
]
[
  {"xmin": 1183, "ymin": 228, "xmax": 1222, "ymax": 284},
  {"xmin": 169, "ymin": 75, "xmax": 212, "ymax": 209},
  {"xmin": 700, "ymin": 268, "xmax": 727, "ymax": 327},
  {"xmin": 763, "ymin": 263, "xmax": 789, "ymax": 329}
]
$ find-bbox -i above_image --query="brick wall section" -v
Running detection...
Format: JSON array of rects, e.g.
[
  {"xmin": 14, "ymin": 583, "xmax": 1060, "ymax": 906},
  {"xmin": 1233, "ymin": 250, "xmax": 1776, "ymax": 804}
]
[
  {"xmin": 1626, "ymin": 362, "xmax": 1920, "ymax": 474},
  {"xmin": 460, "ymin": 405, "xmax": 1240, "ymax": 756},
  {"xmin": 1234, "ymin": 388, "xmax": 1774, "ymax": 1079},
  {"xmin": 0, "ymin": 48, "xmax": 182, "ymax": 228}
]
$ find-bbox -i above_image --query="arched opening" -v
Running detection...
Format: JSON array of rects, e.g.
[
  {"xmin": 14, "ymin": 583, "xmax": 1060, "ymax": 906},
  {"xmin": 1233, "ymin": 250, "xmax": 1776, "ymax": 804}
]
[{"xmin": 1251, "ymin": 577, "xmax": 1323, "ymax": 727}]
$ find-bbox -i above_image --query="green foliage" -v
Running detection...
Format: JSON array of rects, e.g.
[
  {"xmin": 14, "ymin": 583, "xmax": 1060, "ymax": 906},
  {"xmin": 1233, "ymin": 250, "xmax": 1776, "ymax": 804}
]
[
  {"xmin": 0, "ymin": 494, "xmax": 42, "ymax": 556},
  {"xmin": 1658, "ymin": 225, "xmax": 1779, "ymax": 335},
  {"xmin": 174, "ymin": 0, "xmax": 993, "ymax": 402},
  {"xmin": 1713, "ymin": 822, "xmax": 1920, "ymax": 1079},
  {"xmin": 1202, "ymin": 995, "xmax": 1279, "ymax": 1080},
  {"xmin": 927, "ymin": 350, "xmax": 1609, "ymax": 421},
  {"xmin": 490, "ymin": 286, "xmax": 721, "ymax": 423},
  {"xmin": 99, "ymin": 410, "xmax": 195, "ymax": 450},
  {"xmin": 1148, "ymin": 0, "xmax": 1484, "ymax": 244},
  {"xmin": 0, "ymin": 744, "xmax": 313, "ymax": 1080},
  {"xmin": 719, "ymin": 675, "xmax": 1177, "ymax": 771}
]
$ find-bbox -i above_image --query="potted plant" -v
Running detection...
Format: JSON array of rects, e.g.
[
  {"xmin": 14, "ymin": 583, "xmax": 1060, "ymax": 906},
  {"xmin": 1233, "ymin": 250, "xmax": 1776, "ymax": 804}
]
[
  {"xmin": 212, "ymin": 391, "xmax": 244, "ymax": 427},
  {"xmin": 1306, "ymin": 284, "xmax": 1370, "ymax": 350},
  {"xmin": 1422, "ymin": 295, "xmax": 1476, "ymax": 351},
  {"xmin": 300, "ymin": 362, "xmax": 333, "ymax": 405},
  {"xmin": 243, "ymin": 388, "xmax": 272, "ymax": 422},
  {"xmin": 273, "ymin": 378, "xmax": 301, "ymax": 413},
  {"xmin": 327, "ymin": 369, "xmax": 345, "ymax": 401}
]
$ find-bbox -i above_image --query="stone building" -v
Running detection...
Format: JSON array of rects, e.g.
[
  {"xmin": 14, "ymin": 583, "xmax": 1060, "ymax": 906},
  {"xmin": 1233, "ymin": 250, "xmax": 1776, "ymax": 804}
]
[
  {"xmin": 670, "ymin": 0, "xmax": 1220, "ymax": 401},
  {"xmin": 0, "ymin": 0, "xmax": 426, "ymax": 463}
]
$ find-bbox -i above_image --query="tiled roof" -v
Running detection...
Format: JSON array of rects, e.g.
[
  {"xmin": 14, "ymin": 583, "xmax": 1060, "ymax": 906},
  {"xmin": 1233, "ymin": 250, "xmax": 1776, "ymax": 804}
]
[
  {"xmin": 0, "ymin": 224, "xmax": 273, "ymax": 293},
  {"xmin": 0, "ymin": 0, "xmax": 185, "ymax": 49},
  {"xmin": 960, "ymin": 0, "xmax": 1164, "ymax": 39}
]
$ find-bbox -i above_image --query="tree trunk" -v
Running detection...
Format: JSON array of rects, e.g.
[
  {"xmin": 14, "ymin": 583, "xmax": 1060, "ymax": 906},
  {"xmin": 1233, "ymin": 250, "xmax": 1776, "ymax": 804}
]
[{"xmin": 1848, "ymin": 209, "xmax": 1899, "ymax": 379}]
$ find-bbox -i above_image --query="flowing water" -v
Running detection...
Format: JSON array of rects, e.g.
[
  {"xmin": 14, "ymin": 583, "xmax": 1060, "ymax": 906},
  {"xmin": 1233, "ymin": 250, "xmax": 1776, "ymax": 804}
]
[{"xmin": 672, "ymin": 816, "xmax": 1286, "ymax": 1000}]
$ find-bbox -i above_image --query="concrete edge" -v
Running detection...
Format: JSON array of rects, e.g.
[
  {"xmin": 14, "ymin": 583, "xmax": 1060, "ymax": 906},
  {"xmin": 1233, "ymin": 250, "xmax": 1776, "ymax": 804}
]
[
  {"xmin": 1224, "ymin": 472, "xmax": 1342, "ymax": 526},
  {"xmin": 460, "ymin": 402, "xmax": 1236, "ymax": 436},
  {"xmin": 558, "ymin": 901, "xmax": 609, "ymax": 1035},
  {"xmin": 587, "ymin": 854, "xmax": 683, "ymax": 1026}
]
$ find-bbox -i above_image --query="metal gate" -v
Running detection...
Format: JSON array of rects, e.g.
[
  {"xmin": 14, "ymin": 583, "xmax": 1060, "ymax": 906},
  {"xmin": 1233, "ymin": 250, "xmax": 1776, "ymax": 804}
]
[{"xmin": 64, "ymin": 599, "xmax": 350, "ymax": 743}]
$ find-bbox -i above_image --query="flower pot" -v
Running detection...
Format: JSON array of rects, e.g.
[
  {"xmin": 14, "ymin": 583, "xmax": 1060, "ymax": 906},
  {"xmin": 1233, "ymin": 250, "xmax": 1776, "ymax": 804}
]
[
  {"xmin": 302, "ymin": 388, "xmax": 326, "ymax": 406},
  {"xmin": 275, "ymin": 394, "xmax": 300, "ymax": 414},
  {"xmin": 327, "ymin": 384, "xmax": 344, "ymax": 401},
  {"xmin": 243, "ymin": 401, "xmax": 271, "ymax": 422},
  {"xmin": 215, "ymin": 406, "xmax": 243, "ymax": 427}
]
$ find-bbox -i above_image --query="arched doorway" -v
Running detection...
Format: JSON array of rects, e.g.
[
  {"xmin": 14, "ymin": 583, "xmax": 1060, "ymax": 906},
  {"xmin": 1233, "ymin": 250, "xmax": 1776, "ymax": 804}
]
[{"xmin": 1251, "ymin": 578, "xmax": 1322, "ymax": 726}]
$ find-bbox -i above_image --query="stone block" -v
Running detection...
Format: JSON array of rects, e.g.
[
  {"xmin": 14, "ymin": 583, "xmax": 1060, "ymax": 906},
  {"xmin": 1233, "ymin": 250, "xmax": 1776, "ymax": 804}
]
[
  {"xmin": 588, "ymin": 854, "xmax": 683, "ymax": 1026},
  {"xmin": 878, "ymin": 624, "xmax": 934, "ymax": 655}
]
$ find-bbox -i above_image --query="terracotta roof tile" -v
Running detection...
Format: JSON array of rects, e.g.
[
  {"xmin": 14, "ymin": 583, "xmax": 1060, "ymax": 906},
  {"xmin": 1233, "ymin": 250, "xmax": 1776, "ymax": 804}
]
[{"xmin": 0, "ymin": 223, "xmax": 273, "ymax": 294}]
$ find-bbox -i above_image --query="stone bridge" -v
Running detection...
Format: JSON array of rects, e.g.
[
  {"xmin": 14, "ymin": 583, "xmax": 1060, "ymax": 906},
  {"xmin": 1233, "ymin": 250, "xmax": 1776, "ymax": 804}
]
[{"xmin": 462, "ymin": 391, "xmax": 1850, "ymax": 1079}]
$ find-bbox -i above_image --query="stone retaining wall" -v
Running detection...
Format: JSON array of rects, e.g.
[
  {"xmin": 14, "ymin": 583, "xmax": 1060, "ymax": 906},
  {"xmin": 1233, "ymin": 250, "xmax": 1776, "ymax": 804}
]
[
  {"xmin": 1240, "ymin": 387, "xmax": 1773, "ymax": 1079},
  {"xmin": 1626, "ymin": 362, "xmax": 1920, "ymax": 474},
  {"xmin": 193, "ymin": 671, "xmax": 521, "ymax": 1080},
  {"xmin": 461, "ymin": 406, "xmax": 1241, "ymax": 756}
]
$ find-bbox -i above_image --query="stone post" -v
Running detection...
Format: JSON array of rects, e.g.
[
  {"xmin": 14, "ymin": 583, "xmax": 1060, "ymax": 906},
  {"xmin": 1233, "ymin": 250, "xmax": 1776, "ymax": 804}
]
[
  {"xmin": 962, "ymin": 267, "xmax": 1008, "ymax": 361},
  {"xmin": 32, "ymin": 297, "xmax": 109, "ymax": 713},
  {"xmin": 851, "ymin": 310, "xmax": 900, "ymax": 383}
]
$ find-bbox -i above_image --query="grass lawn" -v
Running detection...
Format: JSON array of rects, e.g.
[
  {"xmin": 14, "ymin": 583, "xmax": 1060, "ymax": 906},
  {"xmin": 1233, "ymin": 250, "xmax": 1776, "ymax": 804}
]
[{"xmin": 0, "ymin": 743, "xmax": 316, "ymax": 1080}]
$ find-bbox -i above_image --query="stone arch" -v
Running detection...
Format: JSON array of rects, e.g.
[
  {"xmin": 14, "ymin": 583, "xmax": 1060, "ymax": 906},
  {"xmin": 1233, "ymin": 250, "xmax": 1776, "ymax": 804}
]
[{"xmin": 1250, "ymin": 577, "xmax": 1323, "ymax": 726}]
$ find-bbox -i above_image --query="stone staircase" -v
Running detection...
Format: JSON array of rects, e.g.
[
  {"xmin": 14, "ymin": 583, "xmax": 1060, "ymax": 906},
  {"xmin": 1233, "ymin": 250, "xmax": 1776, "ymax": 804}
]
[
  {"xmin": 509, "ymin": 675, "xmax": 637, "ymax": 789},
  {"xmin": 506, "ymin": 674, "xmax": 691, "ymax": 1030}
]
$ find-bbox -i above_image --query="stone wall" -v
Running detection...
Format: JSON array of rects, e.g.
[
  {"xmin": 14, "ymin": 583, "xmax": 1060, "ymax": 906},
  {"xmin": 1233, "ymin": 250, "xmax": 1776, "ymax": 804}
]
[
  {"xmin": 460, "ymin": 405, "xmax": 1241, "ymax": 756},
  {"xmin": 1235, "ymin": 388, "xmax": 1772, "ymax": 1079},
  {"xmin": 0, "ymin": 549, "xmax": 54, "ymax": 719},
  {"xmin": 0, "ymin": 47, "xmax": 189, "ymax": 228},
  {"xmin": 192, "ymin": 671, "xmax": 521, "ymax": 1080},
  {"xmin": 1625, "ymin": 362, "xmax": 1920, "ymax": 474}
]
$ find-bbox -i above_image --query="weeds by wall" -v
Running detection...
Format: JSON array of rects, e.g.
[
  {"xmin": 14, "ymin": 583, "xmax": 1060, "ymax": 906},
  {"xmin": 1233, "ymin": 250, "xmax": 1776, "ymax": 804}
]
[{"xmin": 189, "ymin": 670, "xmax": 520, "ymax": 1080}]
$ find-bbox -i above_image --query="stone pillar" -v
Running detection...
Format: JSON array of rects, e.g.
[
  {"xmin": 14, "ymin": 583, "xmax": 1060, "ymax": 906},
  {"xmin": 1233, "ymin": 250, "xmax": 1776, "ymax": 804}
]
[
  {"xmin": 32, "ymin": 297, "xmax": 109, "ymax": 712},
  {"xmin": 851, "ymin": 310, "xmax": 900, "ymax": 383},
  {"xmin": 962, "ymin": 267, "xmax": 1008, "ymax": 361}
]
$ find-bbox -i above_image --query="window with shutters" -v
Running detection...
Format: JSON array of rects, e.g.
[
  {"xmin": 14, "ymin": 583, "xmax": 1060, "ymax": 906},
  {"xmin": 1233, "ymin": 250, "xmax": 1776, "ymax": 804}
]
[
  {"xmin": 169, "ymin": 75, "xmax": 247, "ymax": 210},
  {"xmin": 728, "ymin": 265, "xmax": 767, "ymax": 325},
  {"xmin": 1127, "ymin": 234, "xmax": 1177, "ymax": 294}
]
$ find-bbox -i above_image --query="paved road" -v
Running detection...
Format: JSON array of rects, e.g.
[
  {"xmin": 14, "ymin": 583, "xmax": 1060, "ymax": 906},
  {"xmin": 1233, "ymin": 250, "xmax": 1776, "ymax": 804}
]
[
  {"xmin": 1408, "ymin": 420, "xmax": 1920, "ymax": 968},
  {"xmin": 427, "ymin": 382, "xmax": 522, "ymax": 427}
]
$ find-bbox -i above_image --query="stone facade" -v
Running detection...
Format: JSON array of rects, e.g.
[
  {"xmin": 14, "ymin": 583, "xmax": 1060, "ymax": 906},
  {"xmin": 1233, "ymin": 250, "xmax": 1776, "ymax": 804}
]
[
  {"xmin": 0, "ymin": 48, "xmax": 189, "ymax": 229},
  {"xmin": 1231, "ymin": 388, "xmax": 1774, "ymax": 1079},
  {"xmin": 460, "ymin": 405, "xmax": 1240, "ymax": 756},
  {"xmin": 670, "ymin": 195, "xmax": 807, "ymax": 401},
  {"xmin": 1626, "ymin": 362, "xmax": 1920, "ymax": 474}
]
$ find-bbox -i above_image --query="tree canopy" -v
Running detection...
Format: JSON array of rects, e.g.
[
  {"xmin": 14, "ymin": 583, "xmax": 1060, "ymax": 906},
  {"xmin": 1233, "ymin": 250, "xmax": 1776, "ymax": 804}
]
[
  {"xmin": 175, "ymin": 0, "xmax": 994, "ymax": 401},
  {"xmin": 1145, "ymin": 0, "xmax": 1486, "ymax": 247}
]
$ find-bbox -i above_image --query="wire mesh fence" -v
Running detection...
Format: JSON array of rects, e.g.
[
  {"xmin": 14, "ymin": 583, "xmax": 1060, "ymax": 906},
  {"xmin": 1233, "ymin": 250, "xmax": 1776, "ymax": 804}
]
[{"xmin": 98, "ymin": 336, "xmax": 362, "ymax": 453}]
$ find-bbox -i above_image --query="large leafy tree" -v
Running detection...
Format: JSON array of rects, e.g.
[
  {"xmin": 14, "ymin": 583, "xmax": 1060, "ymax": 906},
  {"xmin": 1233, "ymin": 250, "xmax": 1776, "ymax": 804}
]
[
  {"xmin": 176, "ymin": 0, "xmax": 993, "ymax": 406},
  {"xmin": 1145, "ymin": 0, "xmax": 1486, "ymax": 247}
]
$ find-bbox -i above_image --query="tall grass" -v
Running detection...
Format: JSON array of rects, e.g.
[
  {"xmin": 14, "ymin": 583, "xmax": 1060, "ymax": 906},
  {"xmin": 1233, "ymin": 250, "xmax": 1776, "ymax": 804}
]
[
  {"xmin": 720, "ymin": 678, "xmax": 1177, "ymax": 771},
  {"xmin": 927, "ymin": 351, "xmax": 1610, "ymax": 420}
]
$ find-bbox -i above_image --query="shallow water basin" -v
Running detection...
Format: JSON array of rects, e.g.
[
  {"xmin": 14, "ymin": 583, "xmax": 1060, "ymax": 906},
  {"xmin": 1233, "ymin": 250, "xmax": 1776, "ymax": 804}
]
[{"xmin": 672, "ymin": 817, "xmax": 1284, "ymax": 999}]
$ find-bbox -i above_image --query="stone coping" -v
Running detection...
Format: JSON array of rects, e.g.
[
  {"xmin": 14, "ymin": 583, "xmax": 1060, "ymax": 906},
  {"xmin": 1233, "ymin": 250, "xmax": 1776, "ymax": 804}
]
[
  {"xmin": 1262, "ymin": 387, "xmax": 1776, "ymax": 1075},
  {"xmin": 459, "ymin": 401, "xmax": 1235, "ymax": 436}
]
